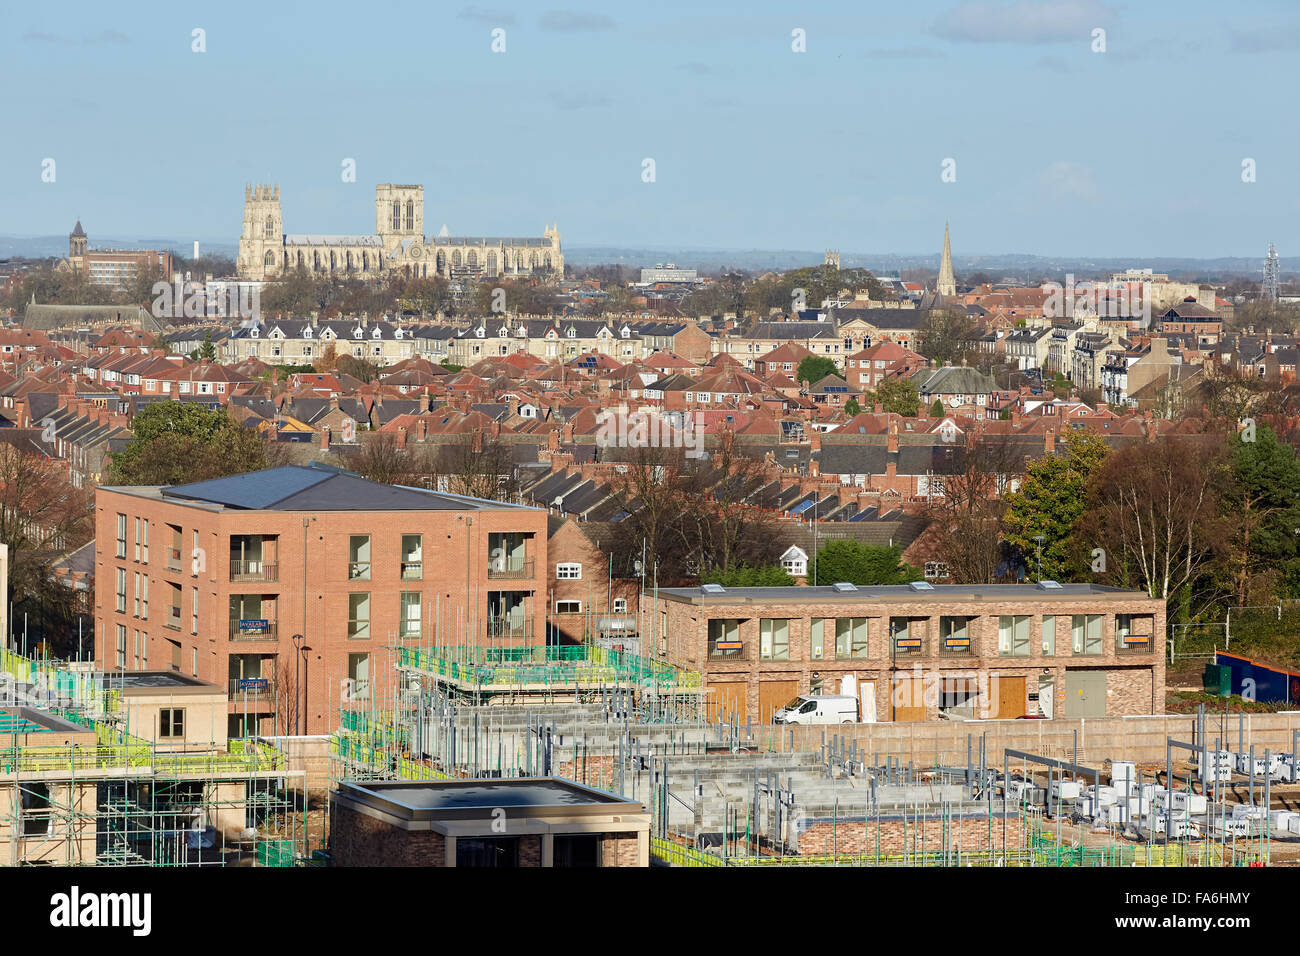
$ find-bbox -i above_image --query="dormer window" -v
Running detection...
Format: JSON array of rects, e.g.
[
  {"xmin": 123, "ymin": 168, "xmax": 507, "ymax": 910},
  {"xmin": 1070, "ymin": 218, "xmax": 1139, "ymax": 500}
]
[
  {"xmin": 303, "ymin": 327, "xmax": 313, "ymax": 339},
  {"xmin": 372, "ymin": 328, "xmax": 382, "ymax": 339},
  {"xmin": 475, "ymin": 327, "xmax": 485, "ymax": 338},
  {"xmin": 353, "ymin": 328, "xmax": 363, "ymax": 339},
  {"xmin": 250, "ymin": 329, "xmax": 259, "ymax": 339},
  {"xmin": 567, "ymin": 328, "xmax": 576, "ymax": 338}
]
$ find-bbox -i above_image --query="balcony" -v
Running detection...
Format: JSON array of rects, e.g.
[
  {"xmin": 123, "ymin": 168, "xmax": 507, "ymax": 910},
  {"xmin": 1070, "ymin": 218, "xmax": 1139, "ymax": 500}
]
[
  {"xmin": 227, "ymin": 677, "xmax": 276, "ymax": 701},
  {"xmin": 1116, "ymin": 632, "xmax": 1153, "ymax": 656},
  {"xmin": 229, "ymin": 619, "xmax": 278, "ymax": 641},
  {"xmin": 938, "ymin": 637, "xmax": 974, "ymax": 658},
  {"xmin": 486, "ymin": 619, "xmax": 534, "ymax": 641},
  {"xmin": 230, "ymin": 560, "xmax": 279, "ymax": 583},
  {"xmin": 892, "ymin": 636, "xmax": 928, "ymax": 657},
  {"xmin": 488, "ymin": 559, "xmax": 534, "ymax": 580}
]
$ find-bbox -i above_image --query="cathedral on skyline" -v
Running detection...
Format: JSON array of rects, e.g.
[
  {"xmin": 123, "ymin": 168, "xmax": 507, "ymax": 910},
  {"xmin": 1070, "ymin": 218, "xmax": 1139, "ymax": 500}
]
[{"xmin": 237, "ymin": 183, "xmax": 563, "ymax": 282}]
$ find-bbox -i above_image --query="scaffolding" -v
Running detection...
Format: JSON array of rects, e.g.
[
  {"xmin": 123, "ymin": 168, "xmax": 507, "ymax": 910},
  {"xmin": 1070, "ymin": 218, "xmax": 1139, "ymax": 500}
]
[{"xmin": 0, "ymin": 648, "xmax": 304, "ymax": 867}]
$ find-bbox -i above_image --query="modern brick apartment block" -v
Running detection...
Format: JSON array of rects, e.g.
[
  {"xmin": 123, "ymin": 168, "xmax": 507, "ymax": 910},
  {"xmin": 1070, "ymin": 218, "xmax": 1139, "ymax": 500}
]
[
  {"xmin": 656, "ymin": 582, "xmax": 1165, "ymax": 725},
  {"xmin": 95, "ymin": 464, "xmax": 548, "ymax": 736},
  {"xmin": 330, "ymin": 778, "xmax": 650, "ymax": 867}
]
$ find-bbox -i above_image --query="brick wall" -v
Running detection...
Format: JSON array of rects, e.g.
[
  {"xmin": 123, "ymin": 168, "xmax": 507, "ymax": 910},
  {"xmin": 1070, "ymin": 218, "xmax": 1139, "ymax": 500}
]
[
  {"xmin": 331, "ymin": 804, "xmax": 446, "ymax": 867},
  {"xmin": 797, "ymin": 812, "xmax": 1025, "ymax": 856}
]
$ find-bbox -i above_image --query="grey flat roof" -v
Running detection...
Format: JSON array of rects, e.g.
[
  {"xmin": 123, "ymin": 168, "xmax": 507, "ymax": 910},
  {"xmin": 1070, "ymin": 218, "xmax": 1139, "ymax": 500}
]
[
  {"xmin": 657, "ymin": 583, "xmax": 1154, "ymax": 604},
  {"xmin": 110, "ymin": 671, "xmax": 209, "ymax": 689},
  {"xmin": 336, "ymin": 777, "xmax": 641, "ymax": 821}
]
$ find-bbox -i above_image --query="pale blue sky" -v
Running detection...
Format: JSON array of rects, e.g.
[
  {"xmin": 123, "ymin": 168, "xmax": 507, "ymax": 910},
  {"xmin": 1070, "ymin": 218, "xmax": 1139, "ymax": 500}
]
[{"xmin": 1, "ymin": 0, "xmax": 1296, "ymax": 257}]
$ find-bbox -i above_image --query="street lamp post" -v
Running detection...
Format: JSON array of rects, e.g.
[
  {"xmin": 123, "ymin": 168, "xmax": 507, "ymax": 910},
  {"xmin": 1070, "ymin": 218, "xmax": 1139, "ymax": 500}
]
[{"xmin": 291, "ymin": 633, "xmax": 304, "ymax": 735}]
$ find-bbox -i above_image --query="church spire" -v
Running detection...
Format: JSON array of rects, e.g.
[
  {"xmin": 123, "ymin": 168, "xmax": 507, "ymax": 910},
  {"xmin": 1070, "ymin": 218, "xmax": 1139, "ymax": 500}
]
[{"xmin": 937, "ymin": 220, "xmax": 956, "ymax": 297}]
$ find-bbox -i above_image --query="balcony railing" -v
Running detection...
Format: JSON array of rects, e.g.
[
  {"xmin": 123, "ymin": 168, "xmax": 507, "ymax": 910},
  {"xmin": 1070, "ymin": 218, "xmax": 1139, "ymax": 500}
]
[
  {"xmin": 892, "ymin": 636, "xmax": 928, "ymax": 657},
  {"xmin": 229, "ymin": 620, "xmax": 278, "ymax": 641},
  {"xmin": 227, "ymin": 677, "xmax": 275, "ymax": 701},
  {"xmin": 1116, "ymin": 633, "xmax": 1153, "ymax": 656},
  {"xmin": 230, "ymin": 560, "xmax": 279, "ymax": 583},
  {"xmin": 400, "ymin": 562, "xmax": 423, "ymax": 581},
  {"xmin": 938, "ymin": 637, "xmax": 974, "ymax": 657},
  {"xmin": 486, "ymin": 619, "xmax": 534, "ymax": 640},
  {"xmin": 488, "ymin": 559, "xmax": 534, "ymax": 580}
]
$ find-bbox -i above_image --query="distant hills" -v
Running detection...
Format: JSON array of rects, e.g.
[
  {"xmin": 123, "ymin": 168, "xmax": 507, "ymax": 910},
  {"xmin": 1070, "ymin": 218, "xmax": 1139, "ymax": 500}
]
[{"xmin": 1, "ymin": 235, "xmax": 1292, "ymax": 281}]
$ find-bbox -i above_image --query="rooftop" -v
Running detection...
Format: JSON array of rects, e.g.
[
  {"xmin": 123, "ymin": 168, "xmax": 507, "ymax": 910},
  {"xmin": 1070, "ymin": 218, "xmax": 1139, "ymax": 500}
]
[
  {"xmin": 657, "ymin": 582, "xmax": 1155, "ymax": 604},
  {"xmin": 334, "ymin": 777, "xmax": 642, "ymax": 822},
  {"xmin": 103, "ymin": 464, "xmax": 536, "ymax": 513}
]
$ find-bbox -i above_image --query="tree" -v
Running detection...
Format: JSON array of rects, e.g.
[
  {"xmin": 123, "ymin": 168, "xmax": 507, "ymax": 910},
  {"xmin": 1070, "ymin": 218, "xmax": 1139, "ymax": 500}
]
[
  {"xmin": 1088, "ymin": 436, "xmax": 1228, "ymax": 619},
  {"xmin": 930, "ymin": 399, "xmax": 944, "ymax": 417},
  {"xmin": 866, "ymin": 378, "xmax": 920, "ymax": 416},
  {"xmin": 844, "ymin": 397, "xmax": 861, "ymax": 417},
  {"xmin": 922, "ymin": 435, "xmax": 1023, "ymax": 584},
  {"xmin": 701, "ymin": 564, "xmax": 794, "ymax": 587},
  {"xmin": 0, "ymin": 442, "xmax": 94, "ymax": 658},
  {"xmin": 197, "ymin": 330, "xmax": 217, "ymax": 362},
  {"xmin": 1224, "ymin": 424, "xmax": 1300, "ymax": 603},
  {"xmin": 915, "ymin": 308, "xmax": 977, "ymax": 365},
  {"xmin": 351, "ymin": 434, "xmax": 424, "ymax": 486},
  {"xmin": 796, "ymin": 355, "xmax": 838, "ymax": 386},
  {"xmin": 812, "ymin": 540, "xmax": 920, "ymax": 586},
  {"xmin": 1002, "ymin": 430, "xmax": 1109, "ymax": 581},
  {"xmin": 107, "ymin": 403, "xmax": 273, "ymax": 485},
  {"xmin": 446, "ymin": 437, "xmax": 520, "ymax": 502}
]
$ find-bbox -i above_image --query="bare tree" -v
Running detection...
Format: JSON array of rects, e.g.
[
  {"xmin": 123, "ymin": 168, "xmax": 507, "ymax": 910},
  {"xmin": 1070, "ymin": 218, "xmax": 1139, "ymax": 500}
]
[
  {"xmin": 1088, "ymin": 435, "xmax": 1228, "ymax": 615},
  {"xmin": 921, "ymin": 434, "xmax": 1022, "ymax": 583}
]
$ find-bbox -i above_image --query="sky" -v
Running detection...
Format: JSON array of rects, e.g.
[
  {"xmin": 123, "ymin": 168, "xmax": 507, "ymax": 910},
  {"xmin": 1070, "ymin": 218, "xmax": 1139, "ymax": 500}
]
[{"xmin": 1, "ymin": 0, "xmax": 1297, "ymax": 259}]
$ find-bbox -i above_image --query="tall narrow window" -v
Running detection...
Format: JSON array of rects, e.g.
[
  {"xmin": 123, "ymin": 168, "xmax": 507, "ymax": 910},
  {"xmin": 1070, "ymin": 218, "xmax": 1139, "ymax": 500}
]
[
  {"xmin": 392, "ymin": 200, "xmax": 401, "ymax": 230},
  {"xmin": 401, "ymin": 535, "xmax": 423, "ymax": 580},
  {"xmin": 759, "ymin": 619, "xmax": 790, "ymax": 661},
  {"xmin": 400, "ymin": 592, "xmax": 422, "ymax": 639},
  {"xmin": 116, "ymin": 514, "xmax": 127, "ymax": 558},
  {"xmin": 348, "ymin": 593, "xmax": 371, "ymax": 639},
  {"xmin": 348, "ymin": 536, "xmax": 371, "ymax": 580},
  {"xmin": 810, "ymin": 619, "xmax": 824, "ymax": 660},
  {"xmin": 405, "ymin": 199, "xmax": 414, "ymax": 230},
  {"xmin": 116, "ymin": 568, "xmax": 127, "ymax": 613}
]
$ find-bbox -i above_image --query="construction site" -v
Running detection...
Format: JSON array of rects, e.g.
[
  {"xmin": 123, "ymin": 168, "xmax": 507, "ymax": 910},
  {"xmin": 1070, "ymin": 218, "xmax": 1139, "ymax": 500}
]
[
  {"xmin": 2, "ymin": 635, "xmax": 1296, "ymax": 868},
  {"xmin": 0, "ymin": 649, "xmax": 304, "ymax": 867},
  {"xmin": 321, "ymin": 642, "xmax": 1300, "ymax": 867}
]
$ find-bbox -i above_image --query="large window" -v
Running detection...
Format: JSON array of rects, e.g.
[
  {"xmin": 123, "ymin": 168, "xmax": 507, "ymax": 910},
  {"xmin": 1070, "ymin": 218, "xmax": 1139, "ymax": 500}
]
[
  {"xmin": 1042, "ymin": 615, "xmax": 1056, "ymax": 656},
  {"xmin": 759, "ymin": 619, "xmax": 790, "ymax": 661},
  {"xmin": 810, "ymin": 618, "xmax": 825, "ymax": 660},
  {"xmin": 553, "ymin": 834, "xmax": 602, "ymax": 867},
  {"xmin": 348, "ymin": 535, "xmax": 371, "ymax": 581},
  {"xmin": 708, "ymin": 619, "xmax": 742, "ymax": 659},
  {"xmin": 456, "ymin": 837, "xmax": 519, "ymax": 868},
  {"xmin": 998, "ymin": 615, "xmax": 1031, "ymax": 657},
  {"xmin": 401, "ymin": 535, "xmax": 422, "ymax": 580},
  {"xmin": 160, "ymin": 708, "xmax": 185, "ymax": 740},
  {"xmin": 836, "ymin": 618, "xmax": 869, "ymax": 659},
  {"xmin": 400, "ymin": 592, "xmax": 422, "ymax": 639},
  {"xmin": 348, "ymin": 593, "xmax": 371, "ymax": 639},
  {"xmin": 1072, "ymin": 614, "xmax": 1103, "ymax": 655},
  {"xmin": 940, "ymin": 615, "xmax": 972, "ymax": 653}
]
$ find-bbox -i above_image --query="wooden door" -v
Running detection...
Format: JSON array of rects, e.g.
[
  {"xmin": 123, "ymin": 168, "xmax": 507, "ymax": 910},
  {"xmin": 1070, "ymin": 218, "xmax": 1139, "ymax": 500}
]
[
  {"xmin": 759, "ymin": 680, "xmax": 799, "ymax": 724},
  {"xmin": 706, "ymin": 681, "xmax": 746, "ymax": 724},
  {"xmin": 892, "ymin": 676, "xmax": 927, "ymax": 722},
  {"xmin": 994, "ymin": 676, "xmax": 1027, "ymax": 719}
]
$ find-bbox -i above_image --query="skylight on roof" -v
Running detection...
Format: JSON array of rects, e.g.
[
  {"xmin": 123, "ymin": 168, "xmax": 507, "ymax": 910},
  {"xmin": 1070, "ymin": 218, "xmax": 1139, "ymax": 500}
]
[
  {"xmin": 1037, "ymin": 580, "xmax": 1064, "ymax": 589},
  {"xmin": 831, "ymin": 582, "xmax": 857, "ymax": 592},
  {"xmin": 700, "ymin": 583, "xmax": 726, "ymax": 594},
  {"xmin": 908, "ymin": 580, "xmax": 935, "ymax": 591}
]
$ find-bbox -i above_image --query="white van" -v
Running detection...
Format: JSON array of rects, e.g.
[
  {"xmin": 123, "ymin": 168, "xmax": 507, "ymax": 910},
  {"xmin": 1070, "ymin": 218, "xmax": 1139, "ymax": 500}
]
[{"xmin": 773, "ymin": 694, "xmax": 859, "ymax": 725}]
